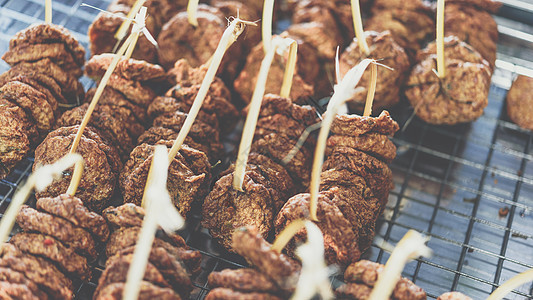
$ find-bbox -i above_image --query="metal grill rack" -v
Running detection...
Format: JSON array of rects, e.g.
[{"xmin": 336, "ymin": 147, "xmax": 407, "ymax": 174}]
[{"xmin": 0, "ymin": 0, "xmax": 533, "ymax": 299}]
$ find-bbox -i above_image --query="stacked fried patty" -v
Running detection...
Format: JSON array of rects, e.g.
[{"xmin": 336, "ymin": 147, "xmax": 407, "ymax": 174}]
[
  {"xmin": 34, "ymin": 54, "xmax": 166, "ymax": 211},
  {"xmin": 202, "ymin": 94, "xmax": 319, "ymax": 250},
  {"xmin": 366, "ymin": 0, "xmax": 435, "ymax": 60},
  {"xmin": 335, "ymin": 260, "xmax": 426, "ymax": 299},
  {"xmin": 120, "ymin": 59, "xmax": 243, "ymax": 217},
  {"xmin": 0, "ymin": 23, "xmax": 85, "ymax": 179},
  {"xmin": 0, "ymin": 194, "xmax": 110, "ymax": 299},
  {"xmin": 339, "ymin": 30, "xmax": 410, "ymax": 111},
  {"xmin": 92, "ymin": 203, "xmax": 202, "ymax": 299},
  {"xmin": 205, "ymin": 226, "xmax": 301, "ymax": 299},
  {"xmin": 404, "ymin": 36, "xmax": 492, "ymax": 125},
  {"xmin": 275, "ymin": 111, "xmax": 399, "ymax": 268}
]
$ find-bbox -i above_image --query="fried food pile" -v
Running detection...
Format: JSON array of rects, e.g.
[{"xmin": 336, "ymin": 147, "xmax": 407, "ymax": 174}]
[
  {"xmin": 202, "ymin": 95, "xmax": 319, "ymax": 250},
  {"xmin": 0, "ymin": 194, "xmax": 109, "ymax": 299},
  {"xmin": 0, "ymin": 23, "xmax": 85, "ymax": 179},
  {"xmin": 205, "ymin": 226, "xmax": 301, "ymax": 299},
  {"xmin": 276, "ymin": 111, "xmax": 399, "ymax": 268},
  {"xmin": 335, "ymin": 260, "xmax": 426, "ymax": 299},
  {"xmin": 94, "ymin": 203, "xmax": 202, "ymax": 299}
]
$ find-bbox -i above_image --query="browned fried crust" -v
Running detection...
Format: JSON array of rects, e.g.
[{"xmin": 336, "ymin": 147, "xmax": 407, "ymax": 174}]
[
  {"xmin": 136, "ymin": 127, "xmax": 214, "ymax": 162},
  {"xmin": 115, "ymin": 246, "xmax": 193, "ymax": 297},
  {"xmin": 0, "ymin": 267, "xmax": 48, "ymax": 299},
  {"xmin": 343, "ymin": 260, "xmax": 427, "ymax": 300},
  {"xmin": 8, "ymin": 74, "xmax": 60, "ymax": 118},
  {"xmin": 151, "ymin": 109, "xmax": 224, "ymax": 158},
  {"xmin": 0, "ymin": 281, "xmax": 43, "ymax": 300},
  {"xmin": 276, "ymin": 192, "xmax": 361, "ymax": 268},
  {"xmin": 251, "ymin": 132, "xmax": 313, "ymax": 187},
  {"xmin": 319, "ymin": 169, "xmax": 382, "ymax": 251},
  {"xmin": 56, "ymin": 102, "xmax": 133, "ymax": 159},
  {"xmin": 339, "ymin": 31, "xmax": 410, "ymax": 111},
  {"xmin": 255, "ymin": 94, "xmax": 319, "ymax": 127},
  {"xmin": 234, "ymin": 40, "xmax": 314, "ymax": 104},
  {"xmin": 232, "ymin": 227, "xmax": 301, "ymax": 292},
  {"xmin": 16, "ymin": 205, "xmax": 97, "ymax": 260},
  {"xmin": 330, "ymin": 110, "xmax": 400, "ymax": 137},
  {"xmin": 0, "ymin": 80, "xmax": 55, "ymax": 134},
  {"xmin": 0, "ymin": 101, "xmax": 32, "ymax": 179},
  {"xmin": 120, "ymin": 142, "xmax": 210, "ymax": 217},
  {"xmin": 335, "ymin": 282, "xmax": 373, "ymax": 299},
  {"xmin": 0, "ymin": 244, "xmax": 72, "ymax": 299},
  {"xmin": 205, "ymin": 288, "xmax": 282, "ymax": 300},
  {"xmin": 202, "ymin": 172, "xmax": 274, "ymax": 251},
  {"xmin": 9, "ymin": 233, "xmax": 90, "ymax": 280},
  {"xmin": 102, "ymin": 74, "xmax": 156, "ymax": 108},
  {"xmin": 85, "ymin": 87, "xmax": 148, "ymax": 125},
  {"xmin": 148, "ymin": 96, "xmax": 219, "ymax": 129},
  {"xmin": 157, "ymin": 10, "xmax": 225, "ymax": 69},
  {"xmin": 104, "ymin": 227, "xmax": 191, "ymax": 262},
  {"xmin": 86, "ymin": 54, "xmax": 167, "ymax": 82},
  {"xmin": 507, "ymin": 75, "xmax": 533, "ymax": 130},
  {"xmin": 0, "ymin": 98, "xmax": 38, "ymax": 146},
  {"xmin": 9, "ymin": 23, "xmax": 85, "ymax": 66},
  {"xmin": 94, "ymin": 103, "xmax": 145, "ymax": 140},
  {"xmin": 95, "ymin": 254, "xmax": 170, "ymax": 298},
  {"xmin": 95, "ymin": 281, "xmax": 181, "ymax": 300},
  {"xmin": 327, "ymin": 133, "xmax": 397, "ymax": 164},
  {"xmin": 323, "ymin": 146, "xmax": 393, "ymax": 205},
  {"xmin": 208, "ymin": 268, "xmax": 279, "ymax": 294},
  {"xmin": 0, "ymin": 58, "xmax": 84, "ymax": 102},
  {"xmin": 2, "ymin": 43, "xmax": 82, "ymax": 78},
  {"xmin": 103, "ymin": 203, "xmax": 145, "ymax": 229},
  {"xmin": 34, "ymin": 126, "xmax": 118, "ymax": 212},
  {"xmin": 222, "ymin": 153, "xmax": 295, "ymax": 211},
  {"xmin": 36, "ymin": 194, "xmax": 109, "ymax": 242},
  {"xmin": 166, "ymin": 59, "xmax": 231, "ymax": 100}
]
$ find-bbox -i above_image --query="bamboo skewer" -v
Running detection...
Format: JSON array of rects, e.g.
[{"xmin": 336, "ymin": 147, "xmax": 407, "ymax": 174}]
[
  {"xmin": 309, "ymin": 59, "xmax": 375, "ymax": 221},
  {"xmin": 436, "ymin": 0, "xmax": 446, "ymax": 78},
  {"xmin": 187, "ymin": 0, "xmax": 200, "ymax": 27},
  {"xmin": 262, "ymin": 0, "xmax": 275, "ymax": 53},
  {"xmin": 280, "ymin": 40, "xmax": 298, "ymax": 98},
  {"xmin": 115, "ymin": 0, "xmax": 146, "ymax": 41},
  {"xmin": 351, "ymin": 0, "xmax": 370, "ymax": 55},
  {"xmin": 487, "ymin": 269, "xmax": 533, "ymax": 300},
  {"xmin": 363, "ymin": 63, "xmax": 377, "ymax": 117},
  {"xmin": 233, "ymin": 36, "xmax": 291, "ymax": 191},
  {"xmin": 123, "ymin": 145, "xmax": 184, "ymax": 300},
  {"xmin": 45, "ymin": 0, "xmax": 52, "ymax": 23},
  {"xmin": 67, "ymin": 9, "xmax": 147, "ymax": 196}
]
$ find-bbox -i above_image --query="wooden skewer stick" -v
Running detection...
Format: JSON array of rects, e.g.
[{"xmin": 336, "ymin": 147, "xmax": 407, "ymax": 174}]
[
  {"xmin": 271, "ymin": 219, "xmax": 306, "ymax": 253},
  {"xmin": 45, "ymin": 0, "xmax": 52, "ymax": 24},
  {"xmin": 115, "ymin": 0, "xmax": 146, "ymax": 41},
  {"xmin": 166, "ymin": 18, "xmax": 252, "ymax": 162},
  {"xmin": 368, "ymin": 230, "xmax": 432, "ymax": 300},
  {"xmin": 436, "ymin": 0, "xmax": 446, "ymax": 78},
  {"xmin": 309, "ymin": 59, "xmax": 375, "ymax": 221},
  {"xmin": 66, "ymin": 159, "xmax": 84, "ymax": 196},
  {"xmin": 487, "ymin": 268, "xmax": 533, "ymax": 300},
  {"xmin": 233, "ymin": 36, "xmax": 289, "ymax": 191},
  {"xmin": 0, "ymin": 154, "xmax": 81, "ymax": 244},
  {"xmin": 280, "ymin": 39, "xmax": 298, "ymax": 98},
  {"xmin": 123, "ymin": 145, "xmax": 184, "ymax": 300},
  {"xmin": 363, "ymin": 63, "xmax": 377, "ymax": 117},
  {"xmin": 68, "ymin": 20, "xmax": 140, "ymax": 155},
  {"xmin": 262, "ymin": 0, "xmax": 275, "ymax": 53},
  {"xmin": 351, "ymin": 0, "xmax": 370, "ymax": 55},
  {"xmin": 187, "ymin": 0, "xmax": 199, "ymax": 27},
  {"xmin": 124, "ymin": 7, "xmax": 147, "ymax": 60}
]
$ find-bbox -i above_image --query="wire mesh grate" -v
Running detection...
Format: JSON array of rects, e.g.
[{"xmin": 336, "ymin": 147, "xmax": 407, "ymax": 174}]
[{"xmin": 0, "ymin": 0, "xmax": 533, "ymax": 299}]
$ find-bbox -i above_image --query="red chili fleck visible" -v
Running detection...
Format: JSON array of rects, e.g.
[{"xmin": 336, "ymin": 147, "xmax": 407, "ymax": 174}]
[
  {"xmin": 44, "ymin": 238, "xmax": 54, "ymax": 246},
  {"xmin": 499, "ymin": 207, "xmax": 509, "ymax": 218}
]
